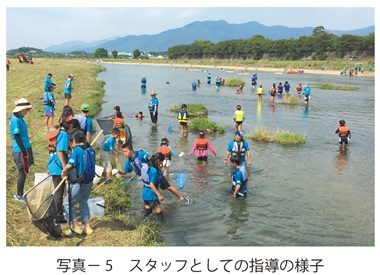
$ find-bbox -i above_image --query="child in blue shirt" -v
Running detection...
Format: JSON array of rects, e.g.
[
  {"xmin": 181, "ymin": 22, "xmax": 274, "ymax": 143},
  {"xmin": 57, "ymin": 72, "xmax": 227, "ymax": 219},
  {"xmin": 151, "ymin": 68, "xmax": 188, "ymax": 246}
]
[
  {"xmin": 44, "ymin": 84, "xmax": 56, "ymax": 130},
  {"xmin": 230, "ymin": 157, "xmax": 248, "ymax": 198},
  {"xmin": 101, "ymin": 128, "xmax": 120, "ymax": 179}
]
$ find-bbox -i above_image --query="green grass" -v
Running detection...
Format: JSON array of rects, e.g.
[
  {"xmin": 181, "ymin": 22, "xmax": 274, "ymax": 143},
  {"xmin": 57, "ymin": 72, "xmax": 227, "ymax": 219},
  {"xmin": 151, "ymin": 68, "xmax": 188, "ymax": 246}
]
[
  {"xmin": 168, "ymin": 103, "xmax": 208, "ymax": 116},
  {"xmin": 281, "ymin": 94, "xmax": 300, "ymax": 105},
  {"xmin": 250, "ymin": 126, "xmax": 305, "ymax": 145},
  {"xmin": 315, "ymin": 84, "xmax": 358, "ymax": 91},
  {"xmin": 188, "ymin": 117, "xmax": 225, "ymax": 133},
  {"xmin": 224, "ymin": 77, "xmax": 245, "ymax": 87}
]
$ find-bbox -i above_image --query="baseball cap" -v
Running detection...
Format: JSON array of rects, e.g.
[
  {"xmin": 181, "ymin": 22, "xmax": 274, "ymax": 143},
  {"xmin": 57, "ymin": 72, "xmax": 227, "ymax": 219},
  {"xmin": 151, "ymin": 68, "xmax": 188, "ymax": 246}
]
[
  {"xmin": 235, "ymin": 130, "xmax": 243, "ymax": 137},
  {"xmin": 81, "ymin": 103, "xmax": 90, "ymax": 111}
]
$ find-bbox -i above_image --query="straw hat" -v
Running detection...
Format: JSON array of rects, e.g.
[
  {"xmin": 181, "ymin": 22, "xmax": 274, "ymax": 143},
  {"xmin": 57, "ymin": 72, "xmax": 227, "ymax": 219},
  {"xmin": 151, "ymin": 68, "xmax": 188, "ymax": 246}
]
[
  {"xmin": 150, "ymin": 91, "xmax": 158, "ymax": 96},
  {"xmin": 13, "ymin": 98, "xmax": 32, "ymax": 113}
]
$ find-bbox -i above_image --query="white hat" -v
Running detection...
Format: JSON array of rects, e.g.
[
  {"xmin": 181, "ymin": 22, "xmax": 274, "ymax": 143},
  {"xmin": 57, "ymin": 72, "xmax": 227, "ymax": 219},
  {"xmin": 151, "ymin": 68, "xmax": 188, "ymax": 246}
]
[{"xmin": 13, "ymin": 98, "xmax": 32, "ymax": 113}]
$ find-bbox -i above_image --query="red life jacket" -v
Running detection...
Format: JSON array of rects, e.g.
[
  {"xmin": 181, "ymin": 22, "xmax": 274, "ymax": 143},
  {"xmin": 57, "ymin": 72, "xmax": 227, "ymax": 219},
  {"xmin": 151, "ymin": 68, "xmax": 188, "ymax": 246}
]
[
  {"xmin": 338, "ymin": 126, "xmax": 350, "ymax": 137},
  {"xmin": 157, "ymin": 146, "xmax": 171, "ymax": 160},
  {"xmin": 113, "ymin": 117, "xmax": 124, "ymax": 128},
  {"xmin": 196, "ymin": 138, "xmax": 208, "ymax": 150}
]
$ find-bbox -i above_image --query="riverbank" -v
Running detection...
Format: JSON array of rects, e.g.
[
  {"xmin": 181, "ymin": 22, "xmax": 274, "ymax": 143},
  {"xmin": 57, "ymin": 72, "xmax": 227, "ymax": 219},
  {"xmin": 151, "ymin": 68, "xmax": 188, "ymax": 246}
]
[{"xmin": 99, "ymin": 59, "xmax": 375, "ymax": 78}]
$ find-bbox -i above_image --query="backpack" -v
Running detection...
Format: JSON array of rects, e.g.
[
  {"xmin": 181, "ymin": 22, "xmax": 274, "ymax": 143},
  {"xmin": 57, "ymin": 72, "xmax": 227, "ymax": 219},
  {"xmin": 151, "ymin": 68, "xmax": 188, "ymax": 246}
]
[
  {"xmin": 69, "ymin": 145, "xmax": 96, "ymax": 184},
  {"xmin": 46, "ymin": 130, "xmax": 61, "ymax": 152},
  {"xmin": 73, "ymin": 114, "xmax": 87, "ymax": 132}
]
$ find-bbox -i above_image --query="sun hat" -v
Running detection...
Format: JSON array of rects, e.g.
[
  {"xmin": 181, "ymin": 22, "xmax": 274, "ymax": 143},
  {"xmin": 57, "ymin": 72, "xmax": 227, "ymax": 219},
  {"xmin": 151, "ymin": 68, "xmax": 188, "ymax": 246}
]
[
  {"xmin": 13, "ymin": 98, "xmax": 32, "ymax": 113},
  {"xmin": 150, "ymin": 91, "xmax": 157, "ymax": 96},
  {"xmin": 235, "ymin": 130, "xmax": 243, "ymax": 137},
  {"xmin": 81, "ymin": 103, "xmax": 90, "ymax": 111}
]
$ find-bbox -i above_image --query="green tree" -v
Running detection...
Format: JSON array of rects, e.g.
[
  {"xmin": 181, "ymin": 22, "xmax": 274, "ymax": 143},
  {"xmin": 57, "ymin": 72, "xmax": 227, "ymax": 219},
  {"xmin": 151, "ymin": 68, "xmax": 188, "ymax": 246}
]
[
  {"xmin": 94, "ymin": 48, "xmax": 108, "ymax": 58},
  {"xmin": 312, "ymin": 26, "xmax": 325, "ymax": 36},
  {"xmin": 111, "ymin": 50, "xmax": 118, "ymax": 59},
  {"xmin": 133, "ymin": 49, "xmax": 141, "ymax": 59}
]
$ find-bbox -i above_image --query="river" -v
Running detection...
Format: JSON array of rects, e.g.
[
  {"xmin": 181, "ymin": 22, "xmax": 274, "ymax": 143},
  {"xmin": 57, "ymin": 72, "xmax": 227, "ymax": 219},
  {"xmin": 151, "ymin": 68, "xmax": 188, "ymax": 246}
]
[{"xmin": 95, "ymin": 63, "xmax": 374, "ymax": 246}]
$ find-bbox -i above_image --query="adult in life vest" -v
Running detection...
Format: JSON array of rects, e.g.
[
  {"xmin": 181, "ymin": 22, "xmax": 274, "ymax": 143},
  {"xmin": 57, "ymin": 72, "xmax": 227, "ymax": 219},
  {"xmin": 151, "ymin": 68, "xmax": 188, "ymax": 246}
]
[
  {"xmin": 335, "ymin": 120, "xmax": 351, "ymax": 148},
  {"xmin": 224, "ymin": 130, "xmax": 251, "ymax": 174},
  {"xmin": 157, "ymin": 137, "xmax": 174, "ymax": 175},
  {"xmin": 230, "ymin": 157, "xmax": 248, "ymax": 198},
  {"xmin": 234, "ymin": 105, "xmax": 245, "ymax": 131},
  {"xmin": 177, "ymin": 104, "xmax": 189, "ymax": 135},
  {"xmin": 141, "ymin": 75, "xmax": 147, "ymax": 89},
  {"xmin": 189, "ymin": 130, "xmax": 217, "ymax": 162},
  {"xmin": 119, "ymin": 143, "xmax": 189, "ymax": 203},
  {"xmin": 303, "ymin": 83, "xmax": 311, "ymax": 104}
]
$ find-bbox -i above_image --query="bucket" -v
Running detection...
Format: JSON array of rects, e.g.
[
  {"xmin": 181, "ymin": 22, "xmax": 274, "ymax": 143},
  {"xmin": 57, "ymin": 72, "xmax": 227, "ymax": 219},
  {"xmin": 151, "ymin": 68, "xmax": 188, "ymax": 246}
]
[
  {"xmin": 34, "ymin": 173, "xmax": 50, "ymax": 186},
  {"xmin": 175, "ymin": 173, "xmax": 188, "ymax": 189},
  {"xmin": 93, "ymin": 165, "xmax": 104, "ymax": 184},
  {"xmin": 88, "ymin": 197, "xmax": 105, "ymax": 217}
]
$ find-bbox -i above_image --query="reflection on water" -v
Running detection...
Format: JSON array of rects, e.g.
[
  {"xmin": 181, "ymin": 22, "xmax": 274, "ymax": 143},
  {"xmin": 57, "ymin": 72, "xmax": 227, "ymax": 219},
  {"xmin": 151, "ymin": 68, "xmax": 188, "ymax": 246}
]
[{"xmin": 96, "ymin": 63, "xmax": 374, "ymax": 246}]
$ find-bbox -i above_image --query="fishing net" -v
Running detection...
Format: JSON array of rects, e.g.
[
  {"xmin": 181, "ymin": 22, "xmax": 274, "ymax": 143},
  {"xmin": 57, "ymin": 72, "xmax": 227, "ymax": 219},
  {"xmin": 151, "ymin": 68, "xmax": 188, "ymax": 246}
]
[
  {"xmin": 24, "ymin": 176, "xmax": 63, "ymax": 238},
  {"xmin": 96, "ymin": 117, "xmax": 133, "ymax": 144}
]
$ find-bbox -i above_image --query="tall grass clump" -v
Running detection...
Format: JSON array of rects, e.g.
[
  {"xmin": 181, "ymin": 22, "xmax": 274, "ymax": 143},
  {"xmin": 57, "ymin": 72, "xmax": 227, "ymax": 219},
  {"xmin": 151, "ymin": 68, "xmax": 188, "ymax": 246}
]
[
  {"xmin": 189, "ymin": 117, "xmax": 225, "ymax": 133},
  {"xmin": 281, "ymin": 94, "xmax": 300, "ymax": 105},
  {"xmin": 250, "ymin": 126, "xmax": 305, "ymax": 144},
  {"xmin": 315, "ymin": 84, "xmax": 358, "ymax": 91},
  {"xmin": 224, "ymin": 77, "xmax": 245, "ymax": 87},
  {"xmin": 168, "ymin": 103, "xmax": 208, "ymax": 116}
]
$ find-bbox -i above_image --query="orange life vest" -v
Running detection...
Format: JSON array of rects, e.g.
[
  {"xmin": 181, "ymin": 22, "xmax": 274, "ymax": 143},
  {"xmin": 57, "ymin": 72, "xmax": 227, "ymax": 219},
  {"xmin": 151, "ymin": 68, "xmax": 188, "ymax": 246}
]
[
  {"xmin": 196, "ymin": 138, "xmax": 208, "ymax": 150},
  {"xmin": 113, "ymin": 117, "xmax": 125, "ymax": 128},
  {"xmin": 296, "ymin": 85, "xmax": 302, "ymax": 91},
  {"xmin": 338, "ymin": 126, "xmax": 350, "ymax": 137},
  {"xmin": 157, "ymin": 146, "xmax": 171, "ymax": 160}
]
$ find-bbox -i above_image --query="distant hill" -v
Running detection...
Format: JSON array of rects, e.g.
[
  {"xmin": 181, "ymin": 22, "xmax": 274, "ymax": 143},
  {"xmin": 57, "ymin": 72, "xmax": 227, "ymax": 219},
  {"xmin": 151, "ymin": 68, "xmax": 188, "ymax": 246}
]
[{"xmin": 44, "ymin": 20, "xmax": 374, "ymax": 54}]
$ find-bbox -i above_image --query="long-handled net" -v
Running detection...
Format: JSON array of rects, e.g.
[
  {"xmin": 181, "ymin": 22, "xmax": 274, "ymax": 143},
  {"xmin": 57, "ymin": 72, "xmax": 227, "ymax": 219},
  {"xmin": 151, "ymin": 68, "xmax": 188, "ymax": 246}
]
[{"xmin": 24, "ymin": 176, "xmax": 66, "ymax": 239}]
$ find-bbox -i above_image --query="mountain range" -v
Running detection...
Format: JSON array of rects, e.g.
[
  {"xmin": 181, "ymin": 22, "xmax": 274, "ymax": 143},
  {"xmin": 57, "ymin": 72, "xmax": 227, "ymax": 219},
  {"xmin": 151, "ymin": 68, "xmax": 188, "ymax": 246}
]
[{"xmin": 44, "ymin": 20, "xmax": 374, "ymax": 54}]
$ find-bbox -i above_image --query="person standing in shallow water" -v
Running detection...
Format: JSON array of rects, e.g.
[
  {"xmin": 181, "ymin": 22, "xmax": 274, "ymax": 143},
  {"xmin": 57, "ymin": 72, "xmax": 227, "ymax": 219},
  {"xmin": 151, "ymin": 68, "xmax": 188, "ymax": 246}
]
[
  {"xmin": 10, "ymin": 98, "xmax": 34, "ymax": 204},
  {"xmin": 335, "ymin": 120, "xmax": 351, "ymax": 148},
  {"xmin": 148, "ymin": 91, "xmax": 159, "ymax": 126}
]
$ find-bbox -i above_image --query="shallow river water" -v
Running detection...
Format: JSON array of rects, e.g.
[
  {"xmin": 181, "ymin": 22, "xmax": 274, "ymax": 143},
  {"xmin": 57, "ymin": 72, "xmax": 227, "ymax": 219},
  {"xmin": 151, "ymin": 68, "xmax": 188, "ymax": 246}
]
[{"xmin": 95, "ymin": 63, "xmax": 374, "ymax": 246}]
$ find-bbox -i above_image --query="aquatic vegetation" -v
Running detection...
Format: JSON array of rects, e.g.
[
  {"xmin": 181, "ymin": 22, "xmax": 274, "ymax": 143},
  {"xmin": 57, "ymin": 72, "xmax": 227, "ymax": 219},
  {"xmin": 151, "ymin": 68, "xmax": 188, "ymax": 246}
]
[
  {"xmin": 316, "ymin": 84, "xmax": 358, "ymax": 91},
  {"xmin": 168, "ymin": 103, "xmax": 208, "ymax": 116},
  {"xmin": 189, "ymin": 117, "xmax": 225, "ymax": 133},
  {"xmin": 281, "ymin": 94, "xmax": 300, "ymax": 105},
  {"xmin": 224, "ymin": 77, "xmax": 245, "ymax": 87},
  {"xmin": 250, "ymin": 126, "xmax": 305, "ymax": 144}
]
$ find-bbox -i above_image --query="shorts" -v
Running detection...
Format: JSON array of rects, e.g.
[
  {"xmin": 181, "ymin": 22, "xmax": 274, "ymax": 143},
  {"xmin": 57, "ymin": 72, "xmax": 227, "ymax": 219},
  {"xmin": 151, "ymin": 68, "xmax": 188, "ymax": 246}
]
[
  {"xmin": 197, "ymin": 156, "xmax": 208, "ymax": 162},
  {"xmin": 45, "ymin": 109, "xmax": 54, "ymax": 117},
  {"xmin": 159, "ymin": 176, "xmax": 171, "ymax": 190},
  {"xmin": 64, "ymin": 93, "xmax": 72, "ymax": 99},
  {"xmin": 339, "ymin": 136, "xmax": 349, "ymax": 144},
  {"xmin": 162, "ymin": 159, "xmax": 171, "ymax": 167},
  {"xmin": 179, "ymin": 122, "xmax": 187, "ymax": 126},
  {"xmin": 100, "ymin": 150, "xmax": 112, "ymax": 172},
  {"xmin": 304, "ymin": 95, "xmax": 310, "ymax": 102},
  {"xmin": 235, "ymin": 121, "xmax": 243, "ymax": 125},
  {"xmin": 12, "ymin": 147, "xmax": 35, "ymax": 170},
  {"xmin": 144, "ymin": 200, "xmax": 160, "ymax": 208}
]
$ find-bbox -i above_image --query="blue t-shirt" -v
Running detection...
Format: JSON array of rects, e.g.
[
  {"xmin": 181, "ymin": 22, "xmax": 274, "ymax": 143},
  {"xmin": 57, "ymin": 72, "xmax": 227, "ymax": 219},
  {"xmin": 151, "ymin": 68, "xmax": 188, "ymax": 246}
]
[
  {"xmin": 141, "ymin": 77, "xmax": 147, "ymax": 85},
  {"xmin": 47, "ymin": 130, "xmax": 69, "ymax": 175},
  {"xmin": 142, "ymin": 166, "xmax": 162, "ymax": 201},
  {"xmin": 102, "ymin": 136, "xmax": 116, "ymax": 152},
  {"xmin": 303, "ymin": 86, "xmax": 311, "ymax": 96},
  {"xmin": 284, "ymin": 83, "xmax": 290, "ymax": 91},
  {"xmin": 44, "ymin": 77, "xmax": 53, "ymax": 91},
  {"xmin": 232, "ymin": 168, "xmax": 248, "ymax": 193},
  {"xmin": 9, "ymin": 114, "xmax": 31, "ymax": 152},
  {"xmin": 43, "ymin": 91, "xmax": 55, "ymax": 111},
  {"xmin": 207, "ymin": 75, "xmax": 211, "ymax": 82},
  {"xmin": 64, "ymin": 78, "xmax": 72, "ymax": 94},
  {"xmin": 123, "ymin": 150, "xmax": 150, "ymax": 174},
  {"xmin": 149, "ymin": 98, "xmax": 159, "ymax": 114},
  {"xmin": 227, "ymin": 140, "xmax": 250, "ymax": 163},
  {"xmin": 191, "ymin": 82, "xmax": 197, "ymax": 90},
  {"xmin": 68, "ymin": 145, "xmax": 85, "ymax": 175}
]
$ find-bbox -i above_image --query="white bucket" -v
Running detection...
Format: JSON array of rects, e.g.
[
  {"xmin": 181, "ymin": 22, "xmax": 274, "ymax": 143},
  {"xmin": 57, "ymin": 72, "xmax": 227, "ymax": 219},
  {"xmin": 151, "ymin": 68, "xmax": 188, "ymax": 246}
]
[
  {"xmin": 88, "ymin": 197, "xmax": 105, "ymax": 217},
  {"xmin": 93, "ymin": 165, "xmax": 104, "ymax": 184},
  {"xmin": 34, "ymin": 173, "xmax": 50, "ymax": 186}
]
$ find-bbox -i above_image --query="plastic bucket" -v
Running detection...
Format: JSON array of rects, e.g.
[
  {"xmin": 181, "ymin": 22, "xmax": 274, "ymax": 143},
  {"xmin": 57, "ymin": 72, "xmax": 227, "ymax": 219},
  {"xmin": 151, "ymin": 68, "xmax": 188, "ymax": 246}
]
[
  {"xmin": 34, "ymin": 173, "xmax": 50, "ymax": 186},
  {"xmin": 93, "ymin": 165, "xmax": 104, "ymax": 184},
  {"xmin": 175, "ymin": 173, "xmax": 188, "ymax": 189},
  {"xmin": 88, "ymin": 197, "xmax": 105, "ymax": 217}
]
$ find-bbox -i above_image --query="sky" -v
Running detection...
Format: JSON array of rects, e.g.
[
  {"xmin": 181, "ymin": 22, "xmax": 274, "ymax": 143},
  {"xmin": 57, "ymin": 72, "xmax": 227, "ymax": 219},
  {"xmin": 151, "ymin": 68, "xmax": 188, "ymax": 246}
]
[{"xmin": 5, "ymin": 5, "xmax": 375, "ymax": 50}]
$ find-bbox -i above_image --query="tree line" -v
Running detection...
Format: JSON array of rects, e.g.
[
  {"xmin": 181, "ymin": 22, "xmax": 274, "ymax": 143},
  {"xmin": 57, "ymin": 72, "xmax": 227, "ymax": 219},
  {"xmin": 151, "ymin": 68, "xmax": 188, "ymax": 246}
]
[{"xmin": 167, "ymin": 27, "xmax": 374, "ymax": 60}]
